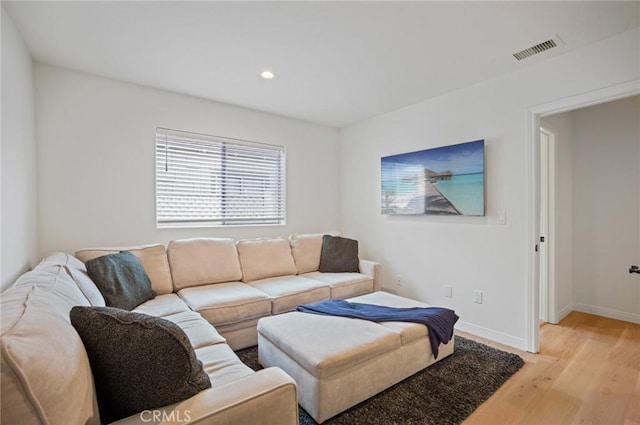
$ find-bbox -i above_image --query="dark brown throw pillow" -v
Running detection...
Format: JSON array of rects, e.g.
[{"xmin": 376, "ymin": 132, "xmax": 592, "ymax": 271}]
[
  {"xmin": 70, "ymin": 306, "xmax": 211, "ymax": 424},
  {"xmin": 318, "ymin": 235, "xmax": 360, "ymax": 273},
  {"xmin": 86, "ymin": 251, "xmax": 155, "ymax": 310}
]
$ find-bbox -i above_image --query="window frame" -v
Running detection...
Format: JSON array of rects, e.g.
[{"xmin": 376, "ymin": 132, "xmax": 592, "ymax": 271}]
[{"xmin": 155, "ymin": 127, "xmax": 286, "ymax": 228}]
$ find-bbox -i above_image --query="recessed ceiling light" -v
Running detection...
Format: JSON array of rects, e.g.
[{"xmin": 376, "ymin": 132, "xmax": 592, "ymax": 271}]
[{"xmin": 261, "ymin": 70, "xmax": 275, "ymax": 79}]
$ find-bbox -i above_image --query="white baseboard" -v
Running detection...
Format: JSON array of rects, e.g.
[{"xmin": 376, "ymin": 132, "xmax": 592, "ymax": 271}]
[
  {"xmin": 572, "ymin": 303, "xmax": 640, "ymax": 325},
  {"xmin": 455, "ymin": 320, "xmax": 527, "ymax": 351},
  {"xmin": 556, "ymin": 304, "xmax": 573, "ymax": 322}
]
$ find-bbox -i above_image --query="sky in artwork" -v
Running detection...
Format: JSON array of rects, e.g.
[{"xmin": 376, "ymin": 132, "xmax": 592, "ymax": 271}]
[{"xmin": 382, "ymin": 140, "xmax": 484, "ymax": 175}]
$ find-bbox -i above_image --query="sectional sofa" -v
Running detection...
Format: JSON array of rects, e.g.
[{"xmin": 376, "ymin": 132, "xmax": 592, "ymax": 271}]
[
  {"xmin": 75, "ymin": 234, "xmax": 380, "ymax": 350},
  {"xmin": 0, "ymin": 234, "xmax": 380, "ymax": 425}
]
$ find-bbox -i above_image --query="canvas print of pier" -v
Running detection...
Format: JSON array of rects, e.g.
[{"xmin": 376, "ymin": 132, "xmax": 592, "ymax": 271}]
[{"xmin": 381, "ymin": 140, "xmax": 485, "ymax": 216}]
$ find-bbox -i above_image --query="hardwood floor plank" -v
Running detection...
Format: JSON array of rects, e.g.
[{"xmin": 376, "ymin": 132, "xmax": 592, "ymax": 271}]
[
  {"xmin": 461, "ymin": 312, "xmax": 640, "ymax": 425},
  {"xmin": 571, "ymin": 363, "xmax": 638, "ymax": 425},
  {"xmin": 610, "ymin": 323, "xmax": 640, "ymax": 370},
  {"xmin": 550, "ymin": 338, "xmax": 609, "ymax": 398},
  {"xmin": 520, "ymin": 389, "xmax": 581, "ymax": 425},
  {"xmin": 623, "ymin": 375, "xmax": 640, "ymax": 425},
  {"xmin": 463, "ymin": 399, "xmax": 527, "ymax": 425}
]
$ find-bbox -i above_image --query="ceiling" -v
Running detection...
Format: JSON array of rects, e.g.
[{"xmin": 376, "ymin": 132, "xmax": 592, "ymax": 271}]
[{"xmin": 4, "ymin": 1, "xmax": 639, "ymax": 128}]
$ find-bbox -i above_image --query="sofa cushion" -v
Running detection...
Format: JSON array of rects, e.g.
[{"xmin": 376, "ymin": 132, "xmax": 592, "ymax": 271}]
[
  {"xmin": 70, "ymin": 306, "xmax": 212, "ymax": 424},
  {"xmin": 1, "ymin": 285, "xmax": 99, "ymax": 425},
  {"xmin": 34, "ymin": 252, "xmax": 108, "ymax": 307},
  {"xmin": 2, "ymin": 257, "xmax": 94, "ymax": 334},
  {"xmin": 35, "ymin": 252, "xmax": 87, "ymax": 272},
  {"xmin": 86, "ymin": 251, "xmax": 156, "ymax": 310},
  {"xmin": 237, "ymin": 238, "xmax": 298, "ymax": 282},
  {"xmin": 248, "ymin": 276, "xmax": 330, "ymax": 314},
  {"xmin": 12, "ymin": 254, "xmax": 97, "ymax": 308},
  {"xmin": 289, "ymin": 233, "xmax": 324, "ymax": 274},
  {"xmin": 302, "ymin": 272, "xmax": 373, "ymax": 300},
  {"xmin": 75, "ymin": 244, "xmax": 173, "ymax": 295},
  {"xmin": 319, "ymin": 235, "xmax": 360, "ymax": 273},
  {"xmin": 63, "ymin": 266, "xmax": 107, "ymax": 307},
  {"xmin": 195, "ymin": 343, "xmax": 254, "ymax": 388},
  {"xmin": 10, "ymin": 269, "xmax": 93, "ymax": 310},
  {"xmin": 161, "ymin": 310, "xmax": 227, "ymax": 349},
  {"xmin": 167, "ymin": 238, "xmax": 243, "ymax": 290},
  {"xmin": 179, "ymin": 282, "xmax": 272, "ymax": 326},
  {"xmin": 133, "ymin": 293, "xmax": 191, "ymax": 317}
]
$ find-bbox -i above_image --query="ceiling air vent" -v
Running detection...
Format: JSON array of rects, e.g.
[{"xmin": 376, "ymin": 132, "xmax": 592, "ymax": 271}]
[{"xmin": 513, "ymin": 39, "xmax": 557, "ymax": 61}]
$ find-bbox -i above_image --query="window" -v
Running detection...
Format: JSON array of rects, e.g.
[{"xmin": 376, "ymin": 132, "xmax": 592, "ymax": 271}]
[{"xmin": 155, "ymin": 128, "xmax": 285, "ymax": 227}]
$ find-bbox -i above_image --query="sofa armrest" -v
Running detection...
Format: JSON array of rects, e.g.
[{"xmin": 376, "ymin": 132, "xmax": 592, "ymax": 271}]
[
  {"xmin": 359, "ymin": 259, "xmax": 381, "ymax": 292},
  {"xmin": 111, "ymin": 367, "xmax": 298, "ymax": 425}
]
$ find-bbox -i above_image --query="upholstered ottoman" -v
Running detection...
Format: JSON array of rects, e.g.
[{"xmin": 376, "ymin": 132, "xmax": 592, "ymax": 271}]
[{"xmin": 257, "ymin": 291, "xmax": 455, "ymax": 423}]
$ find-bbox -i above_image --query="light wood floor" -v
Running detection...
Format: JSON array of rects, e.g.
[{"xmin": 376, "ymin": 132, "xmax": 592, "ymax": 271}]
[{"xmin": 459, "ymin": 311, "xmax": 640, "ymax": 425}]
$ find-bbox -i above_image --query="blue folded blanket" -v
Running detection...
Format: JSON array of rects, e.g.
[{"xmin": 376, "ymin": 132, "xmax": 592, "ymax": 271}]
[{"xmin": 296, "ymin": 300, "xmax": 459, "ymax": 359}]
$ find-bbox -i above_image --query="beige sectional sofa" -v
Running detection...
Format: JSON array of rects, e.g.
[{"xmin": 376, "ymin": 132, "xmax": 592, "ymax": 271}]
[{"xmin": 1, "ymin": 234, "xmax": 380, "ymax": 425}]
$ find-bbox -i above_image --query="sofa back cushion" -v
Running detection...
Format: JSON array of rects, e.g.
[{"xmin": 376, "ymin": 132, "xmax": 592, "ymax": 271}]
[
  {"xmin": 35, "ymin": 251, "xmax": 87, "ymax": 272},
  {"xmin": 75, "ymin": 244, "xmax": 173, "ymax": 295},
  {"xmin": 167, "ymin": 238, "xmax": 243, "ymax": 290},
  {"xmin": 10, "ymin": 256, "xmax": 94, "ymax": 314},
  {"xmin": 1, "ymin": 266, "xmax": 100, "ymax": 425},
  {"xmin": 33, "ymin": 252, "xmax": 107, "ymax": 306},
  {"xmin": 289, "ymin": 233, "xmax": 324, "ymax": 274},
  {"xmin": 64, "ymin": 266, "xmax": 107, "ymax": 307},
  {"xmin": 236, "ymin": 238, "xmax": 297, "ymax": 282}
]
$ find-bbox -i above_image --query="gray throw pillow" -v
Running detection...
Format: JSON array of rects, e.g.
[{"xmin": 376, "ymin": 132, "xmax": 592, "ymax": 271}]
[
  {"xmin": 86, "ymin": 251, "xmax": 155, "ymax": 310},
  {"xmin": 70, "ymin": 306, "xmax": 212, "ymax": 424},
  {"xmin": 318, "ymin": 235, "xmax": 360, "ymax": 273}
]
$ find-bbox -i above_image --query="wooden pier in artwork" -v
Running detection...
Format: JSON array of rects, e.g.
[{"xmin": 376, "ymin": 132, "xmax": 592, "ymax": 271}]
[
  {"xmin": 405, "ymin": 181, "xmax": 461, "ymax": 215},
  {"xmin": 423, "ymin": 182, "xmax": 461, "ymax": 214}
]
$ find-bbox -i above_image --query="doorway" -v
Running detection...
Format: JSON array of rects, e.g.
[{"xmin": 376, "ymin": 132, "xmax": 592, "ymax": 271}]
[{"xmin": 525, "ymin": 81, "xmax": 640, "ymax": 353}]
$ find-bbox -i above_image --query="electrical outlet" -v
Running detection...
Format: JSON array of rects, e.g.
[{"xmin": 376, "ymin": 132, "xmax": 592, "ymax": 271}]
[
  {"xmin": 396, "ymin": 275, "xmax": 402, "ymax": 287},
  {"xmin": 444, "ymin": 286, "xmax": 453, "ymax": 298},
  {"xmin": 474, "ymin": 290, "xmax": 483, "ymax": 304}
]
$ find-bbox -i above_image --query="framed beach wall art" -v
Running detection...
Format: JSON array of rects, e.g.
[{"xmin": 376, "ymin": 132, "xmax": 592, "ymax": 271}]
[{"xmin": 381, "ymin": 140, "xmax": 485, "ymax": 216}]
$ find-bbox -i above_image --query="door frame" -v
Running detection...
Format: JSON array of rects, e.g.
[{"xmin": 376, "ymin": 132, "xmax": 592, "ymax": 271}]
[
  {"xmin": 525, "ymin": 80, "xmax": 640, "ymax": 353},
  {"xmin": 538, "ymin": 127, "xmax": 556, "ymax": 324}
]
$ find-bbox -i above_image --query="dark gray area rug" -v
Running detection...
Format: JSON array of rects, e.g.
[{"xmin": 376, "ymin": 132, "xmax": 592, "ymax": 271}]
[{"xmin": 236, "ymin": 336, "xmax": 524, "ymax": 425}]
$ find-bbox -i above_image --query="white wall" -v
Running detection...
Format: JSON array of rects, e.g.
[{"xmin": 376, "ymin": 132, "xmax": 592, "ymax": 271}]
[
  {"xmin": 1, "ymin": 9, "xmax": 38, "ymax": 291},
  {"xmin": 540, "ymin": 113, "xmax": 573, "ymax": 320},
  {"xmin": 571, "ymin": 96, "xmax": 639, "ymax": 323},
  {"xmin": 339, "ymin": 29, "xmax": 639, "ymax": 349},
  {"xmin": 35, "ymin": 64, "xmax": 341, "ymax": 255}
]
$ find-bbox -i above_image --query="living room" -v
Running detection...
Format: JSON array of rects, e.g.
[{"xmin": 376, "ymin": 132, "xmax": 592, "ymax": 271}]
[{"xmin": 2, "ymin": 2, "xmax": 639, "ymax": 424}]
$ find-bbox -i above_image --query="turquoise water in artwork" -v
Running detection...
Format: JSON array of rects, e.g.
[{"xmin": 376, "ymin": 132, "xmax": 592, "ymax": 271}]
[{"xmin": 435, "ymin": 173, "xmax": 484, "ymax": 215}]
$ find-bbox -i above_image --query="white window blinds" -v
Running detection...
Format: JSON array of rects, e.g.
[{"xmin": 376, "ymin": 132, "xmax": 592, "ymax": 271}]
[{"xmin": 156, "ymin": 128, "xmax": 286, "ymax": 227}]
